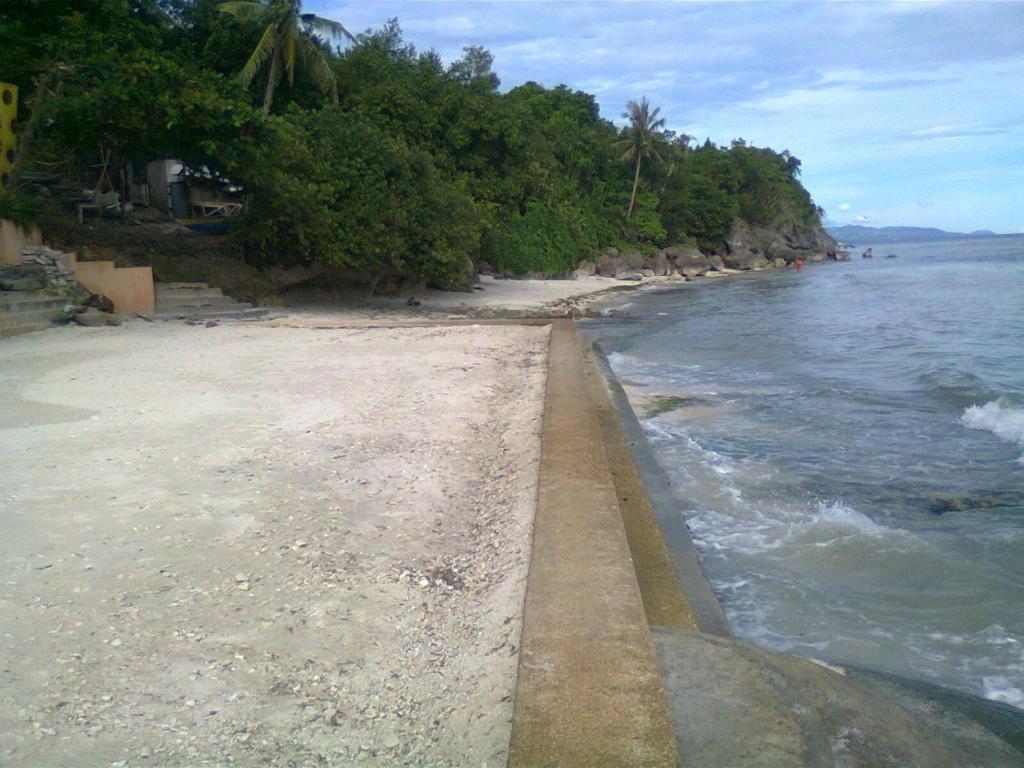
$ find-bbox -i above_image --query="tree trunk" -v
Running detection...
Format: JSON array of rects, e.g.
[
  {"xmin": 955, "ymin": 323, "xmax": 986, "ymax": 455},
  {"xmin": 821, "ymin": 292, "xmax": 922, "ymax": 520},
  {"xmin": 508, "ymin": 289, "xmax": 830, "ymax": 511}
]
[
  {"xmin": 5, "ymin": 70, "xmax": 55, "ymax": 192},
  {"xmin": 626, "ymin": 152, "xmax": 642, "ymax": 219},
  {"xmin": 261, "ymin": 44, "xmax": 282, "ymax": 116}
]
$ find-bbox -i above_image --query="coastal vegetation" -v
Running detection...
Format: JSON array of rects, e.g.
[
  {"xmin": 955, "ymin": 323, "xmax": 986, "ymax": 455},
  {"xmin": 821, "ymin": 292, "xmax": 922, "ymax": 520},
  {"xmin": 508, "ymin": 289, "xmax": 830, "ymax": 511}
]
[{"xmin": 2, "ymin": 0, "xmax": 828, "ymax": 288}]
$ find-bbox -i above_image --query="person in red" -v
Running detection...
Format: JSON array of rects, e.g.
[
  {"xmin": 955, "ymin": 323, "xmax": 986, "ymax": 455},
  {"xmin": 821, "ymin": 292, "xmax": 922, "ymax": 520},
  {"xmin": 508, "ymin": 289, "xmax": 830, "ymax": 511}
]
[{"xmin": 794, "ymin": 259, "xmax": 804, "ymax": 272}]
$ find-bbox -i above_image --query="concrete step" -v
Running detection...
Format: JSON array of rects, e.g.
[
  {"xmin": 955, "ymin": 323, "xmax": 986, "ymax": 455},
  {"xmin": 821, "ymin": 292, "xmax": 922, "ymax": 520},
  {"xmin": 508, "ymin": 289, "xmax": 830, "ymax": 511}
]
[
  {"xmin": 152, "ymin": 282, "xmax": 265, "ymax": 320},
  {"xmin": 156, "ymin": 286, "xmax": 224, "ymax": 300},
  {"xmin": 153, "ymin": 307, "xmax": 271, "ymax": 320},
  {"xmin": 1, "ymin": 292, "xmax": 67, "ymax": 313},
  {"xmin": 0, "ymin": 306, "xmax": 67, "ymax": 327},
  {"xmin": 157, "ymin": 282, "xmax": 213, "ymax": 290},
  {"xmin": 156, "ymin": 296, "xmax": 252, "ymax": 311}
]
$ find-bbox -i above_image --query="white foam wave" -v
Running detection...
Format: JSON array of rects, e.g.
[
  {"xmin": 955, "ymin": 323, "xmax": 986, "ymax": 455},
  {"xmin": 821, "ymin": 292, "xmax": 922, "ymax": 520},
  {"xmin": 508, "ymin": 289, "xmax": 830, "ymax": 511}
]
[
  {"xmin": 961, "ymin": 399, "xmax": 1024, "ymax": 460},
  {"xmin": 982, "ymin": 676, "xmax": 1024, "ymax": 708},
  {"xmin": 812, "ymin": 501, "xmax": 884, "ymax": 534},
  {"xmin": 688, "ymin": 500, "xmax": 890, "ymax": 558},
  {"xmin": 642, "ymin": 421, "xmax": 675, "ymax": 441},
  {"xmin": 605, "ymin": 350, "xmax": 633, "ymax": 373}
]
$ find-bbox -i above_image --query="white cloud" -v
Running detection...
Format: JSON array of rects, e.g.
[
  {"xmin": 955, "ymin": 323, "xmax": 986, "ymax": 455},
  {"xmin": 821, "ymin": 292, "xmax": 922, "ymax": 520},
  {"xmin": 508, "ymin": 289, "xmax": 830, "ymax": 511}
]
[
  {"xmin": 404, "ymin": 15, "xmax": 475, "ymax": 34},
  {"xmin": 838, "ymin": 203, "xmax": 851, "ymax": 211}
]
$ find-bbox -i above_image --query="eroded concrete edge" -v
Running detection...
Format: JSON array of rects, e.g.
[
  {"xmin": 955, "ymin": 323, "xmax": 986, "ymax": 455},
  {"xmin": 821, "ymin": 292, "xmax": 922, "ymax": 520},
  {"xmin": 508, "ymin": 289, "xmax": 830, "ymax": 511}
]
[
  {"xmin": 507, "ymin": 319, "xmax": 679, "ymax": 768},
  {"xmin": 578, "ymin": 341, "xmax": 698, "ymax": 633},
  {"xmin": 587, "ymin": 337, "xmax": 730, "ymax": 637}
]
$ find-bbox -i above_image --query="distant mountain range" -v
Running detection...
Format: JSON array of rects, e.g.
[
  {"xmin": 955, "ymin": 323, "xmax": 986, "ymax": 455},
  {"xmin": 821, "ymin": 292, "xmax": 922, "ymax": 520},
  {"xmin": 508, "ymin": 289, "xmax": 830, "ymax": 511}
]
[{"xmin": 826, "ymin": 225, "xmax": 1004, "ymax": 244}]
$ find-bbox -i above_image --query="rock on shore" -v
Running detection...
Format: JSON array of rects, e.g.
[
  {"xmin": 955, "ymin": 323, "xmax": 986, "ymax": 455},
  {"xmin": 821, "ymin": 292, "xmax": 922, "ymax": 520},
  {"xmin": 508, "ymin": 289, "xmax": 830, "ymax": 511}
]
[
  {"xmin": 582, "ymin": 218, "xmax": 837, "ymax": 281},
  {"xmin": 722, "ymin": 219, "xmax": 838, "ymax": 270}
]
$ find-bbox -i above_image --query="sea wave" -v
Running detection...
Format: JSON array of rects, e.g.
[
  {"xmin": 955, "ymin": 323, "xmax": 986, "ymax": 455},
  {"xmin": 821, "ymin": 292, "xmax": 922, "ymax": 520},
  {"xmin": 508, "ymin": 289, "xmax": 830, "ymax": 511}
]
[
  {"xmin": 811, "ymin": 501, "xmax": 883, "ymax": 534},
  {"xmin": 917, "ymin": 366, "xmax": 1000, "ymax": 408},
  {"xmin": 982, "ymin": 676, "xmax": 1024, "ymax": 708},
  {"xmin": 961, "ymin": 399, "xmax": 1024, "ymax": 460}
]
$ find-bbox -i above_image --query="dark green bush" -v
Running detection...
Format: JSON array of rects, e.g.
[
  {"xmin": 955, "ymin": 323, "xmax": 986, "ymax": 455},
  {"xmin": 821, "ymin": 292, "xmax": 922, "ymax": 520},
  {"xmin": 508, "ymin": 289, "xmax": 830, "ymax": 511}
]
[
  {"xmin": 0, "ymin": 191, "xmax": 40, "ymax": 228},
  {"xmin": 237, "ymin": 106, "xmax": 479, "ymax": 289}
]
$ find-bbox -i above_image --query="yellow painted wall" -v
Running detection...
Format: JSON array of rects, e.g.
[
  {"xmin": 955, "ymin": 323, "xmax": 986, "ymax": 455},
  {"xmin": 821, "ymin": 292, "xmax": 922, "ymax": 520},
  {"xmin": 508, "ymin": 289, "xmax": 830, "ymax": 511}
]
[
  {"xmin": 73, "ymin": 260, "xmax": 156, "ymax": 315},
  {"xmin": 0, "ymin": 82, "xmax": 17, "ymax": 188}
]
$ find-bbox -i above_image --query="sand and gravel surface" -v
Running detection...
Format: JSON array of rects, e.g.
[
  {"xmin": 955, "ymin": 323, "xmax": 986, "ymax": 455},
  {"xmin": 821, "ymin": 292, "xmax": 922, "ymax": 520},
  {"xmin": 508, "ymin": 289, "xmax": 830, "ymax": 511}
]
[
  {"xmin": 278, "ymin": 274, "xmax": 681, "ymax": 320},
  {"xmin": 0, "ymin": 318, "xmax": 548, "ymax": 767}
]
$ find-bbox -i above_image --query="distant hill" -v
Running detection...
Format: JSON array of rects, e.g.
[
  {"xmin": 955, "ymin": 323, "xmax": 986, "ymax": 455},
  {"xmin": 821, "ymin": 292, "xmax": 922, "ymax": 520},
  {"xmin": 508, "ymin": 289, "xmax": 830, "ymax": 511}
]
[{"xmin": 826, "ymin": 225, "xmax": 1001, "ymax": 244}]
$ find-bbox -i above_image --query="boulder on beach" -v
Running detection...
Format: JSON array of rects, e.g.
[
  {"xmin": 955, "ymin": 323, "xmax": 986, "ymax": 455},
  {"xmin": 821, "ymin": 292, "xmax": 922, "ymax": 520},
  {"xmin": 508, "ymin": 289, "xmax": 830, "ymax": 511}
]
[
  {"xmin": 662, "ymin": 244, "xmax": 709, "ymax": 273},
  {"xmin": 73, "ymin": 308, "xmax": 122, "ymax": 327},
  {"xmin": 574, "ymin": 259, "xmax": 596, "ymax": 277},
  {"xmin": 645, "ymin": 251, "xmax": 673, "ymax": 276},
  {"xmin": 596, "ymin": 249, "xmax": 645, "ymax": 278}
]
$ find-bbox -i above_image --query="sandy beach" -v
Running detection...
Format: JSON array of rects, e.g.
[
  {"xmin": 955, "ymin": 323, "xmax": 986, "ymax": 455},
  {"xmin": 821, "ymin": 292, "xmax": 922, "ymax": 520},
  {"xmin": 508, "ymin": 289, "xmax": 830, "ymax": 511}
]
[
  {"xmin": 0, "ymin": 319, "xmax": 548, "ymax": 766},
  {"xmin": 279, "ymin": 273, "xmax": 689, "ymax": 321}
]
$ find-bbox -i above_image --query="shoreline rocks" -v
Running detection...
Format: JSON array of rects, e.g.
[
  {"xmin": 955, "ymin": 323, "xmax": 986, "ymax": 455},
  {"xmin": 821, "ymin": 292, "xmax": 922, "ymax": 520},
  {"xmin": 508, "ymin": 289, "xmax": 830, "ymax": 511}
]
[
  {"xmin": 722, "ymin": 219, "xmax": 837, "ymax": 270},
  {"xmin": 573, "ymin": 217, "xmax": 837, "ymax": 283}
]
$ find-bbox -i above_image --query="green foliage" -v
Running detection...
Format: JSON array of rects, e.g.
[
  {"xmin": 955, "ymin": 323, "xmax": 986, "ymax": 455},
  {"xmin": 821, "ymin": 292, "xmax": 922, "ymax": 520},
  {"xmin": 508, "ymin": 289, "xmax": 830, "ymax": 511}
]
[
  {"xmin": 4, "ymin": 6, "xmax": 827, "ymax": 286},
  {"xmin": 658, "ymin": 141, "xmax": 817, "ymax": 250},
  {"xmin": 615, "ymin": 97, "xmax": 666, "ymax": 219},
  {"xmin": 217, "ymin": 0, "xmax": 353, "ymax": 114},
  {"xmin": 0, "ymin": 191, "xmax": 40, "ymax": 228},
  {"xmin": 659, "ymin": 147, "xmax": 740, "ymax": 248},
  {"xmin": 236, "ymin": 106, "xmax": 479, "ymax": 288},
  {"xmin": 483, "ymin": 201, "xmax": 599, "ymax": 275},
  {"xmin": 46, "ymin": 48, "xmax": 263, "ymax": 170},
  {"xmin": 623, "ymin": 191, "xmax": 666, "ymax": 243}
]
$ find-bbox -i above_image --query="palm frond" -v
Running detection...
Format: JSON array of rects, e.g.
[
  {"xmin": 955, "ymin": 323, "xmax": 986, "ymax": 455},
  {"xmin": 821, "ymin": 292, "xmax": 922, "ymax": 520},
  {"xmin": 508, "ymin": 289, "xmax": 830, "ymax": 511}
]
[
  {"xmin": 299, "ymin": 36, "xmax": 339, "ymax": 101},
  {"xmin": 283, "ymin": 28, "xmax": 298, "ymax": 86},
  {"xmin": 612, "ymin": 136, "xmax": 634, "ymax": 155},
  {"xmin": 239, "ymin": 23, "xmax": 277, "ymax": 87},
  {"xmin": 300, "ymin": 13, "xmax": 356, "ymax": 43},
  {"xmin": 264, "ymin": 51, "xmax": 283, "ymax": 113},
  {"xmin": 218, "ymin": 1, "xmax": 269, "ymax": 23}
]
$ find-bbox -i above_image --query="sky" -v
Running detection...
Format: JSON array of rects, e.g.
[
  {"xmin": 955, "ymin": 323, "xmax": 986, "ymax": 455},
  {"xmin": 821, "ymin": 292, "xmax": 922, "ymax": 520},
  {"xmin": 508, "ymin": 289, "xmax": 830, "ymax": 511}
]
[{"xmin": 319, "ymin": 1, "xmax": 1024, "ymax": 233}]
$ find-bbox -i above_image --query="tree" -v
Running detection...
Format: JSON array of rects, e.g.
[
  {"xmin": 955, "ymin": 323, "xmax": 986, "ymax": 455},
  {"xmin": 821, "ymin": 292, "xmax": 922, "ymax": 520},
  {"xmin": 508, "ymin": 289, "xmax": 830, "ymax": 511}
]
[
  {"xmin": 217, "ymin": 0, "xmax": 353, "ymax": 114},
  {"xmin": 447, "ymin": 46, "xmax": 499, "ymax": 91},
  {"xmin": 616, "ymin": 97, "xmax": 666, "ymax": 219}
]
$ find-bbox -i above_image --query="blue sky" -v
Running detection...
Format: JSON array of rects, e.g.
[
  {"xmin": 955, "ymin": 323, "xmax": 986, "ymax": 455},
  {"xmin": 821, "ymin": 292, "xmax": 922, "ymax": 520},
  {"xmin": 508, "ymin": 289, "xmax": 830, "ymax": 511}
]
[{"xmin": 322, "ymin": 1, "xmax": 1024, "ymax": 232}]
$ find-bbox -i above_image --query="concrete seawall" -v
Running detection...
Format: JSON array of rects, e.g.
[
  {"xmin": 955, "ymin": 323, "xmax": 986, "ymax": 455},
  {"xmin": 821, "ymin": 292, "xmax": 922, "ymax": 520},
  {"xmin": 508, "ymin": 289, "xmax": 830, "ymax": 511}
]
[
  {"xmin": 508, "ymin": 319, "xmax": 678, "ymax": 767},
  {"xmin": 508, "ymin": 319, "xmax": 1024, "ymax": 767}
]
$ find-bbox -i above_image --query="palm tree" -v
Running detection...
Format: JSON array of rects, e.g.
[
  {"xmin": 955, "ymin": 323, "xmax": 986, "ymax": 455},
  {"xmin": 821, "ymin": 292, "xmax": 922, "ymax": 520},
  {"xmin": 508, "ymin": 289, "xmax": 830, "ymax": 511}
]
[
  {"xmin": 615, "ymin": 97, "xmax": 666, "ymax": 219},
  {"xmin": 218, "ymin": 0, "xmax": 354, "ymax": 115}
]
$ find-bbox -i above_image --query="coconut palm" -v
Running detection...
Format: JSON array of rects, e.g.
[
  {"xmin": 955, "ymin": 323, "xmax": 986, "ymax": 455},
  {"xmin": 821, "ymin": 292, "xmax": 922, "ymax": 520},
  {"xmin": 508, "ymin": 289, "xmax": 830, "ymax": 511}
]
[
  {"xmin": 615, "ymin": 97, "xmax": 666, "ymax": 219},
  {"xmin": 218, "ymin": 0, "xmax": 354, "ymax": 115}
]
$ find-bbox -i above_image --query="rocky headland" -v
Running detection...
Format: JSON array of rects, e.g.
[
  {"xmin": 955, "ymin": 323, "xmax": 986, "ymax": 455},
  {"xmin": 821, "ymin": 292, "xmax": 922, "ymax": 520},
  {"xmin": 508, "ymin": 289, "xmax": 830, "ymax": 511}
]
[{"xmin": 563, "ymin": 219, "xmax": 839, "ymax": 282}]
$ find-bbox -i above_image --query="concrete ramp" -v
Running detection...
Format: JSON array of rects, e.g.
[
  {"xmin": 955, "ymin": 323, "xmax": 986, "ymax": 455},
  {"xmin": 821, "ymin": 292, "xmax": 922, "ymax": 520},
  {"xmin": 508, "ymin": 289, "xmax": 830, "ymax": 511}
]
[{"xmin": 654, "ymin": 628, "xmax": 1024, "ymax": 767}]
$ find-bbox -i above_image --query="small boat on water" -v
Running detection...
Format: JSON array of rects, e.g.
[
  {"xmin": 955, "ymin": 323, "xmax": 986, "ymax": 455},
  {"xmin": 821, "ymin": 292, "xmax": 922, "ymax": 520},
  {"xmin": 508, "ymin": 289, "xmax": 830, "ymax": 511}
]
[
  {"xmin": 862, "ymin": 247, "xmax": 873, "ymax": 259},
  {"xmin": 886, "ymin": 253, "xmax": 898, "ymax": 259}
]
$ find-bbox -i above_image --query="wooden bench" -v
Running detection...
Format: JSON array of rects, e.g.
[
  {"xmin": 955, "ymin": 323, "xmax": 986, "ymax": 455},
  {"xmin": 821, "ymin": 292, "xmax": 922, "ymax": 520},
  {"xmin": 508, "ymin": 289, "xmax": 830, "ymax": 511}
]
[
  {"xmin": 191, "ymin": 201, "xmax": 242, "ymax": 218},
  {"xmin": 77, "ymin": 191, "xmax": 121, "ymax": 223}
]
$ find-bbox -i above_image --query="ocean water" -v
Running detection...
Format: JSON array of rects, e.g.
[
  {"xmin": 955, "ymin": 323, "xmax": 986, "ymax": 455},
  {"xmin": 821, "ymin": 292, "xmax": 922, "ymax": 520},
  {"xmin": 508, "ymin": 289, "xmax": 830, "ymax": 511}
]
[{"xmin": 583, "ymin": 236, "xmax": 1024, "ymax": 708}]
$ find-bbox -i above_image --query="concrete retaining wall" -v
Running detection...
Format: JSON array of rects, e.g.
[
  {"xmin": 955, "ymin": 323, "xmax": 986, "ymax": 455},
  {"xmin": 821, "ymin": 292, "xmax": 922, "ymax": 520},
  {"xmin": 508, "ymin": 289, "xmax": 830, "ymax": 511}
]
[
  {"xmin": 1, "ymin": 219, "xmax": 42, "ymax": 266},
  {"xmin": 73, "ymin": 259, "xmax": 155, "ymax": 315}
]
